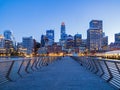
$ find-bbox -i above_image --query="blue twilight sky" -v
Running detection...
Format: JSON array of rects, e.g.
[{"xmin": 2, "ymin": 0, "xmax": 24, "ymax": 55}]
[{"xmin": 0, "ymin": 0, "xmax": 120, "ymax": 43}]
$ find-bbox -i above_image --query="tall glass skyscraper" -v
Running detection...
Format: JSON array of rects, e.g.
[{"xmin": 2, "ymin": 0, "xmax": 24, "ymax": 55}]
[
  {"xmin": 60, "ymin": 22, "xmax": 67, "ymax": 40},
  {"xmin": 60, "ymin": 22, "xmax": 67, "ymax": 50},
  {"xmin": 4, "ymin": 30, "xmax": 12, "ymax": 40},
  {"xmin": 3, "ymin": 30, "xmax": 16, "ymax": 50}
]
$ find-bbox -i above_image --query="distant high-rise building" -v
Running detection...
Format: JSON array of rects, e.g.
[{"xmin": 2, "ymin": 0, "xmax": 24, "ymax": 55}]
[
  {"xmin": 46, "ymin": 43, "xmax": 62, "ymax": 53},
  {"xmin": 66, "ymin": 35, "xmax": 74, "ymax": 49},
  {"xmin": 90, "ymin": 20, "xmax": 103, "ymax": 29},
  {"xmin": 60, "ymin": 22, "xmax": 67, "ymax": 40},
  {"xmin": 46, "ymin": 30, "xmax": 54, "ymax": 45},
  {"xmin": 102, "ymin": 36, "xmax": 108, "ymax": 51},
  {"xmin": 3, "ymin": 30, "xmax": 16, "ymax": 48},
  {"xmin": 0, "ymin": 35, "xmax": 6, "ymax": 54},
  {"xmin": 0, "ymin": 35, "xmax": 5, "ymax": 48},
  {"xmin": 22, "ymin": 36, "xmax": 34, "ymax": 54},
  {"xmin": 4, "ymin": 39, "xmax": 14, "ymax": 53},
  {"xmin": 4, "ymin": 30, "xmax": 12, "ymax": 40},
  {"xmin": 74, "ymin": 34, "xmax": 82, "ymax": 47},
  {"xmin": 3, "ymin": 30, "xmax": 16, "ymax": 54},
  {"xmin": 115, "ymin": 33, "xmax": 120, "ymax": 44},
  {"xmin": 41, "ymin": 35, "xmax": 46, "ymax": 47},
  {"xmin": 87, "ymin": 20, "xmax": 104, "ymax": 51},
  {"xmin": 80, "ymin": 39, "xmax": 87, "ymax": 52},
  {"xmin": 60, "ymin": 22, "xmax": 67, "ymax": 50},
  {"xmin": 109, "ymin": 33, "xmax": 120, "ymax": 50}
]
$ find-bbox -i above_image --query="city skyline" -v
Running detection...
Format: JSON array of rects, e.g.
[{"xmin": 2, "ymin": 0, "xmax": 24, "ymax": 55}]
[{"xmin": 0, "ymin": 0, "xmax": 120, "ymax": 43}]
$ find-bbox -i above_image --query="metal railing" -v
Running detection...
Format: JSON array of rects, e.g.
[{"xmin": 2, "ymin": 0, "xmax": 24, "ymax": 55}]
[
  {"xmin": 0, "ymin": 56, "xmax": 59, "ymax": 84},
  {"xmin": 71, "ymin": 56, "xmax": 120, "ymax": 89}
]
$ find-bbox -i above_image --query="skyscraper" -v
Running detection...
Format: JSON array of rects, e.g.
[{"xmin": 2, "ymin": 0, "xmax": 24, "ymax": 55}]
[
  {"xmin": 3, "ymin": 30, "xmax": 16, "ymax": 53},
  {"xmin": 60, "ymin": 22, "xmax": 67, "ymax": 40},
  {"xmin": 60, "ymin": 22, "xmax": 67, "ymax": 50},
  {"xmin": 0, "ymin": 35, "xmax": 6, "ymax": 54},
  {"xmin": 87, "ymin": 20, "xmax": 104, "ymax": 52},
  {"xmin": 41, "ymin": 35, "xmax": 46, "ymax": 47},
  {"xmin": 46, "ymin": 30, "xmax": 54, "ymax": 45},
  {"xmin": 109, "ymin": 33, "xmax": 120, "ymax": 50},
  {"xmin": 66, "ymin": 35, "xmax": 74, "ymax": 49},
  {"xmin": 3, "ymin": 30, "xmax": 16, "ymax": 47},
  {"xmin": 89, "ymin": 20, "xmax": 103, "ymax": 29},
  {"xmin": 0, "ymin": 35, "xmax": 4, "ymax": 48},
  {"xmin": 102, "ymin": 36, "xmax": 108, "ymax": 51},
  {"xmin": 22, "ymin": 36, "xmax": 34, "ymax": 54},
  {"xmin": 4, "ymin": 30, "xmax": 12, "ymax": 40},
  {"xmin": 115, "ymin": 33, "xmax": 120, "ymax": 44}
]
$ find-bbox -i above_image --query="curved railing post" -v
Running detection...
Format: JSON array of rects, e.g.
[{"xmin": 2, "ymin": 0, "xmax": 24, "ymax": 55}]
[
  {"xmin": 87, "ymin": 58, "xmax": 92, "ymax": 70},
  {"xmin": 114, "ymin": 62, "xmax": 120, "ymax": 74},
  {"xmin": 97, "ymin": 60, "xmax": 104, "ymax": 77},
  {"xmin": 6, "ymin": 61, "xmax": 15, "ymax": 81},
  {"xmin": 36, "ymin": 57, "xmax": 41, "ymax": 69},
  {"xmin": 31, "ymin": 59, "xmax": 36, "ymax": 71},
  {"xmin": 92, "ymin": 59, "xmax": 98, "ymax": 74},
  {"xmin": 38, "ymin": 57, "xmax": 42, "ymax": 67},
  {"xmin": 88, "ymin": 58, "xmax": 94, "ymax": 72},
  {"xmin": 103, "ymin": 61, "xmax": 113, "ymax": 82},
  {"xmin": 17, "ymin": 60, "xmax": 24, "ymax": 77},
  {"xmin": 25, "ymin": 59, "xmax": 31, "ymax": 73},
  {"xmin": 35, "ymin": 57, "xmax": 40, "ymax": 70}
]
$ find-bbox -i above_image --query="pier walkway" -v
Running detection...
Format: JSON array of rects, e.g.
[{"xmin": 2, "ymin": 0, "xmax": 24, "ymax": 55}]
[{"xmin": 0, "ymin": 56, "xmax": 116, "ymax": 90}]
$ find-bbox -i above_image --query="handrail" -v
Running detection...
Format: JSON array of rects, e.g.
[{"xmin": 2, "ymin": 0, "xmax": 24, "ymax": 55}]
[
  {"xmin": 71, "ymin": 56, "xmax": 120, "ymax": 89},
  {"xmin": 0, "ymin": 56, "xmax": 59, "ymax": 85}
]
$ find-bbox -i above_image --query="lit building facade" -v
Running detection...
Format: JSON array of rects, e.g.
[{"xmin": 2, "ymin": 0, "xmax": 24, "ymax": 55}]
[
  {"xmin": 0, "ymin": 32, "xmax": 15, "ymax": 56},
  {"xmin": 47, "ymin": 43, "xmax": 62, "ymax": 53},
  {"xmin": 102, "ymin": 36, "xmax": 108, "ymax": 51},
  {"xmin": 4, "ymin": 30, "xmax": 16, "ymax": 49},
  {"xmin": 66, "ymin": 35, "xmax": 74, "ymax": 49},
  {"xmin": 0, "ymin": 35, "xmax": 5, "ymax": 48},
  {"xmin": 22, "ymin": 36, "xmax": 34, "ymax": 54},
  {"xmin": 79, "ymin": 39, "xmax": 87, "ymax": 52},
  {"xmin": 4, "ymin": 39, "xmax": 14, "ymax": 55},
  {"xmin": 87, "ymin": 20, "xmax": 105, "ymax": 52},
  {"xmin": 74, "ymin": 34, "xmax": 82, "ymax": 47},
  {"xmin": 0, "ymin": 35, "xmax": 6, "ymax": 55}
]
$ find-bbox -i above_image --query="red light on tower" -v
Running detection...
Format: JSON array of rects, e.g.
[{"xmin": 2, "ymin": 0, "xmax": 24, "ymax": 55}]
[{"xmin": 61, "ymin": 22, "xmax": 65, "ymax": 25}]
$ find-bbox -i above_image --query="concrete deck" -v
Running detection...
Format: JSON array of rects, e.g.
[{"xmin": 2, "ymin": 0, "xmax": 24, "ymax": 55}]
[{"xmin": 0, "ymin": 57, "xmax": 116, "ymax": 90}]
